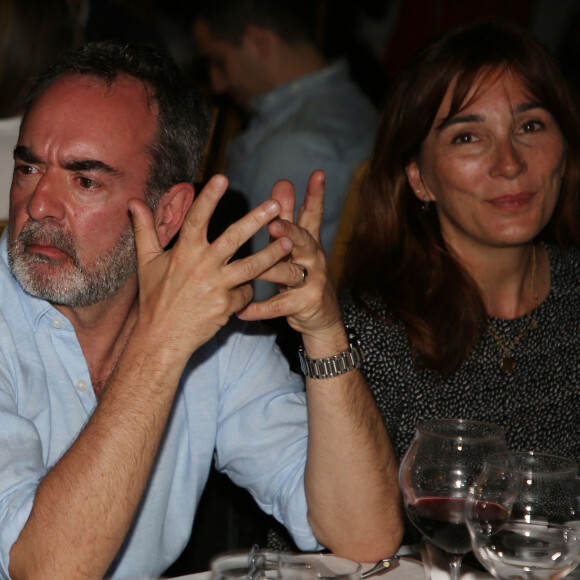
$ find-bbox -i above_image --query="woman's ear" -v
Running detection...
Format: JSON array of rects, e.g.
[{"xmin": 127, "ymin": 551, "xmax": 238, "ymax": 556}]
[
  {"xmin": 405, "ymin": 160, "xmax": 424, "ymax": 202},
  {"xmin": 153, "ymin": 183, "xmax": 195, "ymax": 248},
  {"xmin": 405, "ymin": 160, "xmax": 437, "ymax": 204}
]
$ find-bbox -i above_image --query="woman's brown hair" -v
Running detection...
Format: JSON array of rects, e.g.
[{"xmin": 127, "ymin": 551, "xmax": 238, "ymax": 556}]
[{"xmin": 342, "ymin": 20, "xmax": 580, "ymax": 376}]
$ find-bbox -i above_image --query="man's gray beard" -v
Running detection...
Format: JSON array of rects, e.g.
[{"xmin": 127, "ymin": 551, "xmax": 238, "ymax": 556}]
[{"xmin": 8, "ymin": 221, "xmax": 137, "ymax": 308}]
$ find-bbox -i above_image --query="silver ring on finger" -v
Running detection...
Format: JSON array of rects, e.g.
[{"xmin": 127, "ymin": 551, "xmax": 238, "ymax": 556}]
[{"xmin": 283, "ymin": 264, "xmax": 308, "ymax": 291}]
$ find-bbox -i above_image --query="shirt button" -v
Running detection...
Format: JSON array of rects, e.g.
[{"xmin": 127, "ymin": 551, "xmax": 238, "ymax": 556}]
[
  {"xmin": 51, "ymin": 317, "xmax": 63, "ymax": 329},
  {"xmin": 75, "ymin": 379, "xmax": 88, "ymax": 392}
]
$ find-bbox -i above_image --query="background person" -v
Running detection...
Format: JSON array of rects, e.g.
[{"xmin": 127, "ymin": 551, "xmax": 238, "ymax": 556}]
[
  {"xmin": 0, "ymin": 40, "xmax": 402, "ymax": 579},
  {"xmin": 338, "ymin": 20, "xmax": 580, "ymax": 542},
  {"xmin": 192, "ymin": 0, "xmax": 378, "ymax": 300}
]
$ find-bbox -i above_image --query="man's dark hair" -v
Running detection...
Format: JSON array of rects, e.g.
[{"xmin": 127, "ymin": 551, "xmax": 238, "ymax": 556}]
[
  {"xmin": 194, "ymin": 0, "xmax": 316, "ymax": 46},
  {"xmin": 23, "ymin": 41, "xmax": 210, "ymax": 207}
]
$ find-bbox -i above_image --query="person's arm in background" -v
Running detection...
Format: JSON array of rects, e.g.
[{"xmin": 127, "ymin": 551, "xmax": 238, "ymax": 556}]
[{"xmin": 239, "ymin": 171, "xmax": 404, "ymax": 561}]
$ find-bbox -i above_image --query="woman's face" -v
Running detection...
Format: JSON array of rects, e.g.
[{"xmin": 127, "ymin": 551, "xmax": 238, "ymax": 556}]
[{"xmin": 406, "ymin": 69, "xmax": 567, "ymax": 255}]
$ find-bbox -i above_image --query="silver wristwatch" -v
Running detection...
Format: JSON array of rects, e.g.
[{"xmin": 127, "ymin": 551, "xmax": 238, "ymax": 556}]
[{"xmin": 298, "ymin": 329, "xmax": 363, "ymax": 379}]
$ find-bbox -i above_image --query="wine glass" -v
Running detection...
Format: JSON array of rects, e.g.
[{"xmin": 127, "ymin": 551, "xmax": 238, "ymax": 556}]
[
  {"xmin": 210, "ymin": 548, "xmax": 362, "ymax": 580},
  {"xmin": 399, "ymin": 419, "xmax": 508, "ymax": 580},
  {"xmin": 211, "ymin": 550, "xmax": 311, "ymax": 580},
  {"xmin": 467, "ymin": 451, "xmax": 580, "ymax": 580}
]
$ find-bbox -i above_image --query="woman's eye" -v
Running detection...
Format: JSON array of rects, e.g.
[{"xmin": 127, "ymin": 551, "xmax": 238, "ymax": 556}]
[
  {"xmin": 451, "ymin": 133, "xmax": 476, "ymax": 145},
  {"xmin": 521, "ymin": 120, "xmax": 543, "ymax": 133}
]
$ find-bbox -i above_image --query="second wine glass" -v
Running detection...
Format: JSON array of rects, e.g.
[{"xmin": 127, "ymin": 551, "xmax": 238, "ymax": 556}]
[
  {"xmin": 467, "ymin": 451, "xmax": 580, "ymax": 580},
  {"xmin": 399, "ymin": 419, "xmax": 508, "ymax": 580}
]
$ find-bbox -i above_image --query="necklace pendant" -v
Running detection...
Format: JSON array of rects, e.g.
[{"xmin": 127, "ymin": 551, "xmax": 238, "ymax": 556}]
[{"xmin": 500, "ymin": 356, "xmax": 515, "ymax": 374}]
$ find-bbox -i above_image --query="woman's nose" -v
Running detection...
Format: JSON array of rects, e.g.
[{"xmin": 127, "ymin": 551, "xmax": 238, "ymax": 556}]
[{"xmin": 489, "ymin": 138, "xmax": 528, "ymax": 179}]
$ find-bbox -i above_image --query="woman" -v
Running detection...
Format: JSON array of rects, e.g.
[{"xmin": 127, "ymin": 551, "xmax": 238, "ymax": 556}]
[{"xmin": 340, "ymin": 20, "xmax": 580, "ymax": 469}]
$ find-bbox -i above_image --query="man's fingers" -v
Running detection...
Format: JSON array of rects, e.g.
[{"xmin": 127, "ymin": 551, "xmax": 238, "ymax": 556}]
[
  {"xmin": 128, "ymin": 198, "xmax": 164, "ymax": 266},
  {"xmin": 227, "ymin": 236, "xmax": 293, "ymax": 288},
  {"xmin": 179, "ymin": 174, "xmax": 229, "ymax": 242},
  {"xmin": 230, "ymin": 282, "xmax": 254, "ymax": 313},
  {"xmin": 270, "ymin": 179, "xmax": 296, "ymax": 223},
  {"xmin": 212, "ymin": 198, "xmax": 282, "ymax": 262}
]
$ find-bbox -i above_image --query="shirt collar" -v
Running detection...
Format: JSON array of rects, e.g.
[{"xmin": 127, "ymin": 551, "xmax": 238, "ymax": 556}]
[
  {"xmin": 0, "ymin": 228, "xmax": 61, "ymax": 332},
  {"xmin": 249, "ymin": 59, "xmax": 350, "ymax": 117}
]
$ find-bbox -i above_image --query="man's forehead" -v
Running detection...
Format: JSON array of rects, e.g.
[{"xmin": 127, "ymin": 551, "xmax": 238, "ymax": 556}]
[
  {"xmin": 20, "ymin": 73, "xmax": 159, "ymax": 148},
  {"xmin": 17, "ymin": 72, "xmax": 159, "ymax": 174},
  {"xmin": 27, "ymin": 73, "xmax": 157, "ymax": 121}
]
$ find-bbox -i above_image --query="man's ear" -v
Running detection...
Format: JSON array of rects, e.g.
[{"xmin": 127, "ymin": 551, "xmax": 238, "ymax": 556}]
[
  {"xmin": 243, "ymin": 23, "xmax": 273, "ymax": 58},
  {"xmin": 153, "ymin": 183, "xmax": 195, "ymax": 248}
]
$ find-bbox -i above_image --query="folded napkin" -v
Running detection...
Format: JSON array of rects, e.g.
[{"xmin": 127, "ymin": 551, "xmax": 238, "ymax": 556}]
[{"xmin": 419, "ymin": 543, "xmax": 490, "ymax": 580}]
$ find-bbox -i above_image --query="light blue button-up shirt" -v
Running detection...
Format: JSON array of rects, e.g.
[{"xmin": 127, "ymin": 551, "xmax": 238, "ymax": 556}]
[
  {"xmin": 0, "ymin": 231, "xmax": 318, "ymax": 579},
  {"xmin": 226, "ymin": 60, "xmax": 378, "ymax": 300}
]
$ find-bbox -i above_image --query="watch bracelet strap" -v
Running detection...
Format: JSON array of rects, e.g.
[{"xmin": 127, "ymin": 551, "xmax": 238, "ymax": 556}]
[{"xmin": 298, "ymin": 329, "xmax": 363, "ymax": 379}]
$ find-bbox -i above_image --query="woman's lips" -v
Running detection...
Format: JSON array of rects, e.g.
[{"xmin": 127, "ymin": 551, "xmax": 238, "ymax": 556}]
[{"xmin": 487, "ymin": 192, "xmax": 535, "ymax": 209}]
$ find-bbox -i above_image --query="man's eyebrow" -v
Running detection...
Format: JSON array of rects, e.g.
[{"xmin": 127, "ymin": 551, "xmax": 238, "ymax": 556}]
[
  {"xmin": 13, "ymin": 146, "xmax": 122, "ymax": 177},
  {"xmin": 436, "ymin": 101, "xmax": 545, "ymax": 132},
  {"xmin": 62, "ymin": 159, "xmax": 122, "ymax": 177},
  {"xmin": 13, "ymin": 145, "xmax": 41, "ymax": 164}
]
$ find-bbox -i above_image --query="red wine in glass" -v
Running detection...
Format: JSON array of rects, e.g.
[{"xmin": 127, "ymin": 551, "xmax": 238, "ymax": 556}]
[
  {"xmin": 399, "ymin": 419, "xmax": 508, "ymax": 580},
  {"xmin": 407, "ymin": 497, "xmax": 509, "ymax": 555}
]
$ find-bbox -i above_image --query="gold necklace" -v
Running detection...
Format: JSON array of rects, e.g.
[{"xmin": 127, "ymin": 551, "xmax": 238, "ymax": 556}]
[{"xmin": 488, "ymin": 245, "xmax": 539, "ymax": 375}]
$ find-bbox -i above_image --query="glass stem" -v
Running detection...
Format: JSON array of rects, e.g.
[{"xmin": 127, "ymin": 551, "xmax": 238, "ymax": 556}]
[{"xmin": 448, "ymin": 554, "xmax": 463, "ymax": 580}]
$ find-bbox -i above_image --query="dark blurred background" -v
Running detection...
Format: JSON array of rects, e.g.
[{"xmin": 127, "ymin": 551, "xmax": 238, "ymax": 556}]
[{"xmin": 72, "ymin": 0, "xmax": 580, "ymax": 110}]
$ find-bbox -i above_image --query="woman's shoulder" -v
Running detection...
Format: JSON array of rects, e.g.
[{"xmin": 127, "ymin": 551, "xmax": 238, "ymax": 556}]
[
  {"xmin": 545, "ymin": 242, "xmax": 580, "ymax": 286},
  {"xmin": 339, "ymin": 287, "xmax": 391, "ymax": 322},
  {"xmin": 339, "ymin": 288, "xmax": 405, "ymax": 344}
]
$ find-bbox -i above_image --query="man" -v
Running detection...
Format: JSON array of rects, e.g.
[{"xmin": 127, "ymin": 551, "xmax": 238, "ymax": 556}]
[
  {"xmin": 0, "ymin": 41, "xmax": 402, "ymax": 579},
  {"xmin": 192, "ymin": 0, "xmax": 378, "ymax": 299}
]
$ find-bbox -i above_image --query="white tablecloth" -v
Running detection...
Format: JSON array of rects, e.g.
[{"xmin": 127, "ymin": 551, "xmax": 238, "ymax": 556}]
[
  {"xmin": 168, "ymin": 553, "xmax": 425, "ymax": 580},
  {"xmin": 168, "ymin": 542, "xmax": 580, "ymax": 580},
  {"xmin": 170, "ymin": 572, "xmax": 211, "ymax": 580}
]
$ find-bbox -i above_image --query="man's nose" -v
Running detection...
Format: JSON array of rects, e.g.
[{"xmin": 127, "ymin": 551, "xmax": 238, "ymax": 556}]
[
  {"xmin": 26, "ymin": 172, "xmax": 66, "ymax": 222},
  {"xmin": 210, "ymin": 67, "xmax": 228, "ymax": 94}
]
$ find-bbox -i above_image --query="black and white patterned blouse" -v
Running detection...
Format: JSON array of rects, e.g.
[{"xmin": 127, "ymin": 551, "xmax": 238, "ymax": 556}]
[{"xmin": 340, "ymin": 243, "xmax": 580, "ymax": 465}]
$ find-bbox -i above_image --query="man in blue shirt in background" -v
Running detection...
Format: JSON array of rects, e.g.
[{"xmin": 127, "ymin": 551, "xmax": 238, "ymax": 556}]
[
  {"xmin": 193, "ymin": 0, "xmax": 378, "ymax": 300},
  {"xmin": 0, "ymin": 41, "xmax": 401, "ymax": 579}
]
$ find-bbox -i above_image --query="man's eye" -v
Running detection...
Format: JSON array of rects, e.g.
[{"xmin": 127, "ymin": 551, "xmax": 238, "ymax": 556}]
[
  {"xmin": 210, "ymin": 57, "xmax": 225, "ymax": 72},
  {"xmin": 451, "ymin": 133, "xmax": 476, "ymax": 144},
  {"xmin": 14, "ymin": 164, "xmax": 36, "ymax": 176},
  {"xmin": 78, "ymin": 176, "xmax": 99, "ymax": 189}
]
